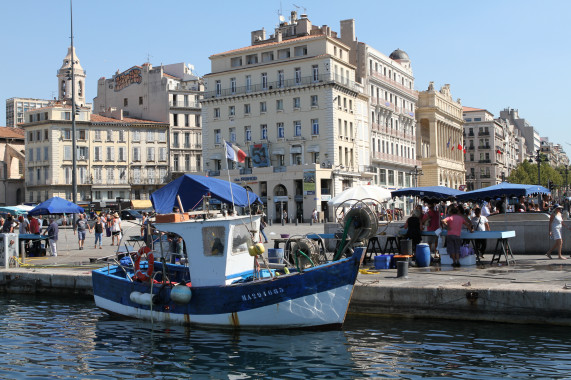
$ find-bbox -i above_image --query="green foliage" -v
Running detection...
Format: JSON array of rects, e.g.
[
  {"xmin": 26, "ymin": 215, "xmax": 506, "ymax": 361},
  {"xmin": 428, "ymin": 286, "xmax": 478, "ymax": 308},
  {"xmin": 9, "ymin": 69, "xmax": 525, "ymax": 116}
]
[{"xmin": 507, "ymin": 160, "xmax": 563, "ymax": 188}]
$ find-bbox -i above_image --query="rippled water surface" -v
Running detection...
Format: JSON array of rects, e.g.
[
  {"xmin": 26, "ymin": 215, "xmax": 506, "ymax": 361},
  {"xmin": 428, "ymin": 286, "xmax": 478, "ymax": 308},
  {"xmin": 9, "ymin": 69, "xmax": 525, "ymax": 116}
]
[{"xmin": 1, "ymin": 295, "xmax": 570, "ymax": 379}]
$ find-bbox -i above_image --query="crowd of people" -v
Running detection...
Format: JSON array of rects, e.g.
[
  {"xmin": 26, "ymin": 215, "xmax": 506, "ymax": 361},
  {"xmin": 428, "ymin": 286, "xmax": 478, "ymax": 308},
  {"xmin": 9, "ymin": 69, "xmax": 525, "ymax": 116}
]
[{"xmin": 401, "ymin": 195, "xmax": 571, "ymax": 266}]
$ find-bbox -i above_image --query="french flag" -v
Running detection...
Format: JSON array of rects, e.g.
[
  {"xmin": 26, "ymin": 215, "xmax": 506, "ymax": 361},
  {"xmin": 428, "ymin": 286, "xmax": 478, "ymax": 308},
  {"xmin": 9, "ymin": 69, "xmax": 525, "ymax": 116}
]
[{"xmin": 225, "ymin": 141, "xmax": 247, "ymax": 163}]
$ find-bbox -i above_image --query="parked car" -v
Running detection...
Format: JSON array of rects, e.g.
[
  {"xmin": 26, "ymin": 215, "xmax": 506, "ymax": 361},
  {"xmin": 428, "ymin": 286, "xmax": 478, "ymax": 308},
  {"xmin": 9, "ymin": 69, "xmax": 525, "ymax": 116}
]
[{"xmin": 121, "ymin": 209, "xmax": 143, "ymax": 221}]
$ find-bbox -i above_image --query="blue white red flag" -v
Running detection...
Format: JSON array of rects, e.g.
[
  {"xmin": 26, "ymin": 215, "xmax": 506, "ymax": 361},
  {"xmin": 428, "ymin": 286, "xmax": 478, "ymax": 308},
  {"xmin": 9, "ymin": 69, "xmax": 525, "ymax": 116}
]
[{"xmin": 225, "ymin": 141, "xmax": 247, "ymax": 163}]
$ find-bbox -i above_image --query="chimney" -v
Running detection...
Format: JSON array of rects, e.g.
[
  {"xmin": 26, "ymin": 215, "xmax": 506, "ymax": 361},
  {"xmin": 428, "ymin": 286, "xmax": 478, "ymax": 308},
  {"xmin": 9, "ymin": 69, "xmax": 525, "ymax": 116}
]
[
  {"xmin": 251, "ymin": 28, "xmax": 266, "ymax": 45},
  {"xmin": 340, "ymin": 19, "xmax": 355, "ymax": 45},
  {"xmin": 297, "ymin": 15, "xmax": 311, "ymax": 35}
]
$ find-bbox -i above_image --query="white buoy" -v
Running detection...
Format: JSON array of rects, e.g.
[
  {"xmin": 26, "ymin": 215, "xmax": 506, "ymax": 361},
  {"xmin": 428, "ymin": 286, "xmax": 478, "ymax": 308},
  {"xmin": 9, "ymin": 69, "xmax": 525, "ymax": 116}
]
[
  {"xmin": 130, "ymin": 291, "xmax": 154, "ymax": 306},
  {"xmin": 170, "ymin": 284, "xmax": 192, "ymax": 304}
]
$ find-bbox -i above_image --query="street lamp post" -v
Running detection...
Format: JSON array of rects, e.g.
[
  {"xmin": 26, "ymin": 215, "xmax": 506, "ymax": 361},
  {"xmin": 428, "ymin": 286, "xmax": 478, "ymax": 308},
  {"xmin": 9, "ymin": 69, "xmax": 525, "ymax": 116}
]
[
  {"xmin": 528, "ymin": 149, "xmax": 543, "ymax": 186},
  {"xmin": 410, "ymin": 165, "xmax": 423, "ymax": 187}
]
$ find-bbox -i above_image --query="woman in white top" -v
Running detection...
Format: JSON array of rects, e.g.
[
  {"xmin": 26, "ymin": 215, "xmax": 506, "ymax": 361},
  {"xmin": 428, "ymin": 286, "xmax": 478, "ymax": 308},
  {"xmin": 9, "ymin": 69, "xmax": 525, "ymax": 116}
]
[
  {"xmin": 546, "ymin": 204, "xmax": 569, "ymax": 260},
  {"xmin": 471, "ymin": 207, "xmax": 490, "ymax": 258}
]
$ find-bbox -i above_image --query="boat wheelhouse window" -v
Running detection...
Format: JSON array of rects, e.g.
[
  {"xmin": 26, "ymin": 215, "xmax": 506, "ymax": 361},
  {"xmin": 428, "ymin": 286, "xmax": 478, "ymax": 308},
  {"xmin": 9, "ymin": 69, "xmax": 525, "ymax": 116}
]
[
  {"xmin": 203, "ymin": 226, "xmax": 225, "ymax": 256},
  {"xmin": 231, "ymin": 224, "xmax": 251, "ymax": 255}
]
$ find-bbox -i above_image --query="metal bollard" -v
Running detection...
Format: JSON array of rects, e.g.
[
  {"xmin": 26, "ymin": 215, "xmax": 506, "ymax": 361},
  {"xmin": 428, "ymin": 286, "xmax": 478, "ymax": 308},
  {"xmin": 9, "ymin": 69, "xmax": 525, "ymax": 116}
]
[
  {"xmin": 281, "ymin": 218, "xmax": 284, "ymax": 226},
  {"xmin": 397, "ymin": 261, "xmax": 408, "ymax": 278},
  {"xmin": 295, "ymin": 218, "xmax": 298, "ymax": 226},
  {"xmin": 310, "ymin": 219, "xmax": 313, "ymax": 226},
  {"xmin": 269, "ymin": 219, "xmax": 272, "ymax": 226}
]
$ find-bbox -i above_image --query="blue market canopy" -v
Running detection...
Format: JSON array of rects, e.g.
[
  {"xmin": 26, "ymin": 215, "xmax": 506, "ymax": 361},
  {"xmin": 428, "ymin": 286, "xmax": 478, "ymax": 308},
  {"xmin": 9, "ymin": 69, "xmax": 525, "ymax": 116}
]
[
  {"xmin": 391, "ymin": 186, "xmax": 465, "ymax": 200},
  {"xmin": 151, "ymin": 174, "xmax": 261, "ymax": 214},
  {"xmin": 0, "ymin": 205, "xmax": 34, "ymax": 216},
  {"xmin": 28, "ymin": 197, "xmax": 85, "ymax": 216},
  {"xmin": 455, "ymin": 182, "xmax": 550, "ymax": 202}
]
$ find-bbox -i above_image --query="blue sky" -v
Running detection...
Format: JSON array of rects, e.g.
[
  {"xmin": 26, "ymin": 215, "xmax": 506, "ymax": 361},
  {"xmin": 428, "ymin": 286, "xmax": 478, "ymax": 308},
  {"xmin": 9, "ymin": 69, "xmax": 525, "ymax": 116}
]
[{"xmin": 2, "ymin": 0, "xmax": 569, "ymax": 149}]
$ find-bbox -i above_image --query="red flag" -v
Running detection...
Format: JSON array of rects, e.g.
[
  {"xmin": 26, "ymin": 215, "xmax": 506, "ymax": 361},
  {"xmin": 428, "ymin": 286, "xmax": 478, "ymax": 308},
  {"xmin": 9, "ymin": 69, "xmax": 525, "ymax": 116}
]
[
  {"xmin": 458, "ymin": 143, "xmax": 462, "ymax": 150},
  {"xmin": 463, "ymin": 148, "xmax": 466, "ymax": 154},
  {"xmin": 496, "ymin": 149, "xmax": 502, "ymax": 154}
]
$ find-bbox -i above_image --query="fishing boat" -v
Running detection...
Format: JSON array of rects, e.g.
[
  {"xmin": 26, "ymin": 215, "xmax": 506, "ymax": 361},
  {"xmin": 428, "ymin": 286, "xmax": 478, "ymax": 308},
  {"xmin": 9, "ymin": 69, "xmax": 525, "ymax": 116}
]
[{"xmin": 92, "ymin": 175, "xmax": 375, "ymax": 329}]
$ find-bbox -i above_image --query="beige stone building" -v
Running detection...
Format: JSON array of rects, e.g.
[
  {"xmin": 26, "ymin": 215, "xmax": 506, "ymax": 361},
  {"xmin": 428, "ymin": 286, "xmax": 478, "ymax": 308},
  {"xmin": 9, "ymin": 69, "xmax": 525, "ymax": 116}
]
[
  {"xmin": 416, "ymin": 83, "xmax": 465, "ymax": 188},
  {"xmin": 93, "ymin": 62, "xmax": 203, "ymax": 180},
  {"xmin": 463, "ymin": 107, "xmax": 525, "ymax": 189},
  {"xmin": 202, "ymin": 12, "xmax": 371, "ymax": 221},
  {"xmin": 0, "ymin": 127, "xmax": 25, "ymax": 205},
  {"xmin": 22, "ymin": 105, "xmax": 169, "ymax": 205}
]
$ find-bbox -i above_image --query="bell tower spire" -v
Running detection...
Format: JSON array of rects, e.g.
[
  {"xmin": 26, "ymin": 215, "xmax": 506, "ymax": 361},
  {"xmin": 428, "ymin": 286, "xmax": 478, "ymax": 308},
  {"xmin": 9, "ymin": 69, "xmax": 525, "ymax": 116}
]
[{"xmin": 57, "ymin": 46, "xmax": 86, "ymax": 105}]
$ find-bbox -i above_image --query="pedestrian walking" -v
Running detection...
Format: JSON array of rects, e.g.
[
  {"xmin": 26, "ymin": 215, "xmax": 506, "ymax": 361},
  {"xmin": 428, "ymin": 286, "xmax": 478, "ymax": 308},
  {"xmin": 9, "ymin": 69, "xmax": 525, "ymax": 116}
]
[
  {"xmin": 93, "ymin": 216, "xmax": 104, "ymax": 249},
  {"xmin": 312, "ymin": 208, "xmax": 318, "ymax": 223},
  {"xmin": 74, "ymin": 214, "xmax": 92, "ymax": 250},
  {"xmin": 111, "ymin": 212, "xmax": 122, "ymax": 245},
  {"xmin": 470, "ymin": 207, "xmax": 490, "ymax": 258},
  {"xmin": 545, "ymin": 204, "xmax": 570, "ymax": 260}
]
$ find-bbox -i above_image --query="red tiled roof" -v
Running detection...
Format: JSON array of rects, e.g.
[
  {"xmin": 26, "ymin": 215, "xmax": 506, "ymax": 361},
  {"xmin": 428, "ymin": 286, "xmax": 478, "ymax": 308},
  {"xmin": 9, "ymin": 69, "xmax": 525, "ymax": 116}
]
[
  {"xmin": 210, "ymin": 34, "xmax": 324, "ymax": 57},
  {"xmin": 463, "ymin": 106, "xmax": 485, "ymax": 112},
  {"xmin": 0, "ymin": 127, "xmax": 25, "ymax": 139},
  {"xmin": 162, "ymin": 72, "xmax": 180, "ymax": 80},
  {"xmin": 90, "ymin": 114, "xmax": 165, "ymax": 124}
]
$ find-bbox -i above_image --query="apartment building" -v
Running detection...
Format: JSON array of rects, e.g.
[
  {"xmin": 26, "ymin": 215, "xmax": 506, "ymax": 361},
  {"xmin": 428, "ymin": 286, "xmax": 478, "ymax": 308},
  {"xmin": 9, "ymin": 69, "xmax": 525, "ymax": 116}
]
[
  {"xmin": 202, "ymin": 12, "xmax": 369, "ymax": 221},
  {"xmin": 463, "ymin": 107, "xmax": 524, "ymax": 189},
  {"xmin": 340, "ymin": 19, "xmax": 420, "ymax": 213},
  {"xmin": 94, "ymin": 62, "xmax": 203, "ymax": 179},
  {"xmin": 0, "ymin": 127, "xmax": 25, "ymax": 205}
]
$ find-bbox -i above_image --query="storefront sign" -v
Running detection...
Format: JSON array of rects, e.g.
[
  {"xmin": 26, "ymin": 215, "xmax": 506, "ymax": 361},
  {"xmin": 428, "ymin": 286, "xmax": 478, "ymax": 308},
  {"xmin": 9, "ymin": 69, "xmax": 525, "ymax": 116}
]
[
  {"xmin": 274, "ymin": 196, "xmax": 288, "ymax": 202},
  {"xmin": 233, "ymin": 176, "xmax": 258, "ymax": 182},
  {"xmin": 321, "ymin": 195, "xmax": 332, "ymax": 201}
]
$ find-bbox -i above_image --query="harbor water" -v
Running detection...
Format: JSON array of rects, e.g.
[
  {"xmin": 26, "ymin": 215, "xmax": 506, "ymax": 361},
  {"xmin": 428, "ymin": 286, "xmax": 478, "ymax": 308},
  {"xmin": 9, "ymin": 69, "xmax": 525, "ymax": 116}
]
[{"xmin": 1, "ymin": 295, "xmax": 571, "ymax": 379}]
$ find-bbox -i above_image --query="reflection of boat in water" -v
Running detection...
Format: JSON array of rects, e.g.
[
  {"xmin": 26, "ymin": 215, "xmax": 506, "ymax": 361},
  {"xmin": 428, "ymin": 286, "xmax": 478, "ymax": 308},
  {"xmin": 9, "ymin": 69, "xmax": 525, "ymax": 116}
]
[{"xmin": 92, "ymin": 175, "xmax": 375, "ymax": 329}]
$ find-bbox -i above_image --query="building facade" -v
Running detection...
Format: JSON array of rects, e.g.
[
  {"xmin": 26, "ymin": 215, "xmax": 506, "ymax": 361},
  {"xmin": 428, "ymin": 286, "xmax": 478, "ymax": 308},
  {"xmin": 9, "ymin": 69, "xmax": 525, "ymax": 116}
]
[
  {"xmin": 339, "ymin": 19, "xmax": 420, "ymax": 212},
  {"xmin": 416, "ymin": 83, "xmax": 465, "ymax": 188},
  {"xmin": 6, "ymin": 98, "xmax": 51, "ymax": 128},
  {"xmin": 0, "ymin": 127, "xmax": 25, "ymax": 205},
  {"xmin": 93, "ymin": 62, "xmax": 203, "ymax": 180},
  {"xmin": 499, "ymin": 108, "xmax": 540, "ymax": 158},
  {"xmin": 22, "ymin": 105, "xmax": 169, "ymax": 205},
  {"xmin": 202, "ymin": 12, "xmax": 372, "ymax": 221},
  {"xmin": 463, "ymin": 107, "xmax": 524, "ymax": 189}
]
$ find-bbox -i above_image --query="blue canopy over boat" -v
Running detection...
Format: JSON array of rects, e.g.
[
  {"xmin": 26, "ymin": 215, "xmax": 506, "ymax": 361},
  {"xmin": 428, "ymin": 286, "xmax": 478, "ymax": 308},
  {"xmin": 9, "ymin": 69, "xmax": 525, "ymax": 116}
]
[
  {"xmin": 151, "ymin": 174, "xmax": 261, "ymax": 214},
  {"xmin": 391, "ymin": 186, "xmax": 465, "ymax": 200},
  {"xmin": 28, "ymin": 197, "xmax": 85, "ymax": 216},
  {"xmin": 455, "ymin": 182, "xmax": 550, "ymax": 202}
]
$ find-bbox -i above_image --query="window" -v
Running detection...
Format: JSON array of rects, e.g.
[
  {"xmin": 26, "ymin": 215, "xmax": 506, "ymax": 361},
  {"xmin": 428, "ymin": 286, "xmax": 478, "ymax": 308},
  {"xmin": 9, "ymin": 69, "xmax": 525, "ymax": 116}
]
[
  {"xmin": 277, "ymin": 48, "xmax": 290, "ymax": 59},
  {"xmin": 147, "ymin": 147, "xmax": 155, "ymax": 161},
  {"xmin": 159, "ymin": 147, "xmax": 167, "ymax": 161},
  {"xmin": 79, "ymin": 130, "xmax": 86, "ymax": 140},
  {"xmin": 44, "ymin": 129, "xmax": 49, "ymax": 140},
  {"xmin": 185, "ymin": 114, "xmax": 190, "ymax": 127},
  {"xmin": 173, "ymin": 114, "xmax": 179, "ymax": 126},
  {"xmin": 246, "ymin": 54, "xmax": 258, "ymax": 65},
  {"xmin": 260, "ymin": 101, "xmax": 267, "ymax": 113},
  {"xmin": 185, "ymin": 154, "xmax": 190, "ymax": 171},
  {"xmin": 475, "ymin": 117, "xmax": 482, "ymax": 122},
  {"xmin": 261, "ymin": 124, "xmax": 267, "ymax": 140},
  {"xmin": 63, "ymin": 112, "xmax": 71, "ymax": 120},
  {"xmin": 139, "ymin": 96, "xmax": 143, "ymax": 105},
  {"xmin": 64, "ymin": 146, "xmax": 71, "ymax": 161},
  {"xmin": 277, "ymin": 123, "xmax": 284, "ymax": 138},
  {"xmin": 246, "ymin": 75, "xmax": 251, "ymax": 92},
  {"xmin": 261, "ymin": 73, "xmax": 268, "ymax": 89},
  {"xmin": 245, "ymin": 126, "xmax": 251, "ymax": 142},
  {"xmin": 119, "ymin": 130, "xmax": 125, "ymax": 142},
  {"xmin": 229, "ymin": 106, "xmax": 235, "ymax": 117},
  {"xmin": 124, "ymin": 98, "xmax": 128, "ymax": 106},
  {"xmin": 106, "ymin": 147, "xmax": 114, "ymax": 161},
  {"xmin": 244, "ymin": 103, "xmax": 251, "ymax": 115},
  {"xmin": 133, "ymin": 130, "xmax": 140, "ymax": 142},
  {"xmin": 147, "ymin": 130, "xmax": 154, "ymax": 142},
  {"xmin": 63, "ymin": 129, "xmax": 71, "ymax": 140},
  {"xmin": 388, "ymin": 170, "xmax": 395, "ymax": 186},
  {"xmin": 261, "ymin": 51, "xmax": 274, "ymax": 62},
  {"xmin": 312, "ymin": 65, "xmax": 319, "ymax": 81},
  {"xmin": 214, "ymin": 108, "xmax": 220, "ymax": 118},
  {"xmin": 184, "ymin": 133, "xmax": 190, "ymax": 148},
  {"xmin": 276, "ymin": 99, "xmax": 283, "ymax": 111},
  {"xmin": 230, "ymin": 78, "xmax": 236, "ymax": 93},
  {"xmin": 118, "ymin": 147, "xmax": 126, "ymax": 161},
  {"xmin": 215, "ymin": 80, "xmax": 221, "ymax": 96},
  {"xmin": 294, "ymin": 45, "xmax": 307, "ymax": 57},
  {"xmin": 277, "ymin": 70, "xmax": 285, "ymax": 88},
  {"xmin": 295, "ymin": 68, "xmax": 301, "ymax": 84},
  {"xmin": 173, "ymin": 155, "xmax": 179, "ymax": 171},
  {"xmin": 311, "ymin": 95, "xmax": 318, "ymax": 107},
  {"xmin": 294, "ymin": 121, "xmax": 301, "ymax": 137},
  {"xmin": 94, "ymin": 146, "xmax": 101, "ymax": 161},
  {"xmin": 173, "ymin": 132, "xmax": 180, "ymax": 147},
  {"xmin": 293, "ymin": 97, "xmax": 300, "ymax": 109},
  {"xmin": 94, "ymin": 130, "xmax": 101, "ymax": 141},
  {"xmin": 106, "ymin": 130, "xmax": 113, "ymax": 142},
  {"xmin": 311, "ymin": 119, "xmax": 319, "ymax": 135},
  {"xmin": 230, "ymin": 57, "xmax": 242, "ymax": 67},
  {"xmin": 203, "ymin": 226, "xmax": 226, "ymax": 256},
  {"xmin": 229, "ymin": 127, "xmax": 236, "ymax": 142},
  {"xmin": 214, "ymin": 129, "xmax": 221, "ymax": 144}
]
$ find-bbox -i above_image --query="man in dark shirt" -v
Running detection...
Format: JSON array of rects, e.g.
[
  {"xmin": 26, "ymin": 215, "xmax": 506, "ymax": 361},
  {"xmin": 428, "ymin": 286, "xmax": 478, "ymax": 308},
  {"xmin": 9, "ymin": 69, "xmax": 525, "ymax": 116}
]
[
  {"xmin": 74, "ymin": 214, "xmax": 91, "ymax": 250},
  {"xmin": 44, "ymin": 218, "xmax": 59, "ymax": 257}
]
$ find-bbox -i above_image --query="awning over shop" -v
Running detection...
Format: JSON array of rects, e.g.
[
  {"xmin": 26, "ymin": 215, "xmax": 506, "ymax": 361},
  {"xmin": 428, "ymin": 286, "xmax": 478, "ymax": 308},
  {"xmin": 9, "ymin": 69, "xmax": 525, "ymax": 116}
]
[{"xmin": 131, "ymin": 200, "xmax": 153, "ymax": 209}]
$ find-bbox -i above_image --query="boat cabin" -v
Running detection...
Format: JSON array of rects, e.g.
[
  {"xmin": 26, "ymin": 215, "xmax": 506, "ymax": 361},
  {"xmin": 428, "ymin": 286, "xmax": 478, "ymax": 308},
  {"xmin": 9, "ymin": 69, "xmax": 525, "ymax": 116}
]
[{"xmin": 154, "ymin": 215, "xmax": 261, "ymax": 287}]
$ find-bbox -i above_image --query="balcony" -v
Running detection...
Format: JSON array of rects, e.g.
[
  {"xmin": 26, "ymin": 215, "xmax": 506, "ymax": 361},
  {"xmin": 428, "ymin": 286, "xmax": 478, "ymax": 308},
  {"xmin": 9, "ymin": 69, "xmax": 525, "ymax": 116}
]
[
  {"xmin": 478, "ymin": 145, "xmax": 491, "ymax": 149},
  {"xmin": 478, "ymin": 131, "xmax": 490, "ymax": 136},
  {"xmin": 478, "ymin": 159, "xmax": 491, "ymax": 163},
  {"xmin": 468, "ymin": 146, "xmax": 475, "ymax": 150},
  {"xmin": 239, "ymin": 168, "xmax": 253, "ymax": 175},
  {"xmin": 208, "ymin": 170, "xmax": 221, "ymax": 177},
  {"xmin": 273, "ymin": 166, "xmax": 287, "ymax": 173},
  {"xmin": 369, "ymin": 71, "xmax": 419, "ymax": 98},
  {"xmin": 480, "ymin": 174, "xmax": 491, "ymax": 179},
  {"xmin": 170, "ymin": 100, "xmax": 201, "ymax": 109},
  {"xmin": 372, "ymin": 151, "xmax": 421, "ymax": 167},
  {"xmin": 204, "ymin": 74, "xmax": 358, "ymax": 99}
]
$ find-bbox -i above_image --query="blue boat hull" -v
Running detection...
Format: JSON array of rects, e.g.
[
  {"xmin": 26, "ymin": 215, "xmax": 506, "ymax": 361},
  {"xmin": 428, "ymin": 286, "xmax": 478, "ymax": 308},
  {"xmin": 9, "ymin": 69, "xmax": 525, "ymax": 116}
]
[{"xmin": 92, "ymin": 248, "xmax": 364, "ymax": 329}]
